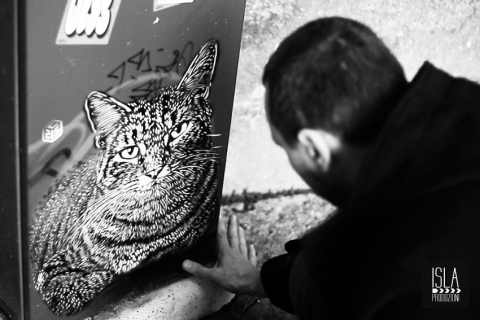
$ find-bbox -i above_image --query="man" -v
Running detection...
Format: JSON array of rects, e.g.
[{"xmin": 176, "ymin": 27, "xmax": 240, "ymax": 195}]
[{"xmin": 183, "ymin": 17, "xmax": 480, "ymax": 319}]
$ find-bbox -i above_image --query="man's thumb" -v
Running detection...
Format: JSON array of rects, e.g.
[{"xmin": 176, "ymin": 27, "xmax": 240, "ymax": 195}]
[{"xmin": 182, "ymin": 260, "xmax": 210, "ymax": 278}]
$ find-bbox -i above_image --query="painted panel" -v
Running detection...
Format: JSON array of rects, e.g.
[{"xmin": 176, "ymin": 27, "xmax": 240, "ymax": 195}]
[{"xmin": 23, "ymin": 0, "xmax": 245, "ymax": 318}]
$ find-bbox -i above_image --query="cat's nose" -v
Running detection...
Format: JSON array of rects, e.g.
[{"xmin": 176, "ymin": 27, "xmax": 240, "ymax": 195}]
[
  {"xmin": 145, "ymin": 168, "xmax": 160, "ymax": 179},
  {"xmin": 145, "ymin": 167, "xmax": 170, "ymax": 179}
]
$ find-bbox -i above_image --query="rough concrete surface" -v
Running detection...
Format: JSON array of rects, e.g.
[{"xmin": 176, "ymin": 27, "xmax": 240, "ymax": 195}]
[
  {"xmin": 92, "ymin": 277, "xmax": 234, "ymax": 320},
  {"xmin": 216, "ymin": 0, "xmax": 480, "ymax": 319}
]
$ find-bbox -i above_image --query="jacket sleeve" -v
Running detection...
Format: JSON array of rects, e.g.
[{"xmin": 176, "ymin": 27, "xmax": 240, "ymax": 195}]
[{"xmin": 260, "ymin": 239, "xmax": 302, "ymax": 314}]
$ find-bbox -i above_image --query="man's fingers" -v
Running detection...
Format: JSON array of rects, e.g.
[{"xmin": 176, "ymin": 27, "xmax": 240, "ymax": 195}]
[
  {"xmin": 182, "ymin": 260, "xmax": 215, "ymax": 280},
  {"xmin": 248, "ymin": 244, "xmax": 257, "ymax": 267},
  {"xmin": 239, "ymin": 225, "xmax": 248, "ymax": 256},
  {"xmin": 227, "ymin": 215, "xmax": 239, "ymax": 250}
]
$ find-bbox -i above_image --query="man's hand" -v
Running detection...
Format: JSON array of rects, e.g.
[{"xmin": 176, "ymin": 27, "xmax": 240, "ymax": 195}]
[{"xmin": 182, "ymin": 215, "xmax": 267, "ymax": 297}]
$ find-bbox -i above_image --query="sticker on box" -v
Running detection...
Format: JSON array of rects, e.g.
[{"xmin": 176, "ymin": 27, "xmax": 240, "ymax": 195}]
[
  {"xmin": 154, "ymin": 0, "xmax": 194, "ymax": 12},
  {"xmin": 56, "ymin": 0, "xmax": 122, "ymax": 45},
  {"xmin": 42, "ymin": 120, "xmax": 64, "ymax": 143}
]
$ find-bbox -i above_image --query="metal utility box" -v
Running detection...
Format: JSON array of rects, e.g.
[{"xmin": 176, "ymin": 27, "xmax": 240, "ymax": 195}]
[{"xmin": 0, "ymin": 0, "xmax": 246, "ymax": 319}]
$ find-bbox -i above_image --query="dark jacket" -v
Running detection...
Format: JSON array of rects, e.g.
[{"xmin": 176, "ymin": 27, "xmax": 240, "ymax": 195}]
[{"xmin": 261, "ymin": 62, "xmax": 480, "ymax": 319}]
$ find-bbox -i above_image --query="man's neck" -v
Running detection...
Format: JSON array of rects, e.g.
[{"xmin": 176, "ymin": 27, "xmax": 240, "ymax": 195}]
[{"xmin": 329, "ymin": 142, "xmax": 371, "ymax": 206}]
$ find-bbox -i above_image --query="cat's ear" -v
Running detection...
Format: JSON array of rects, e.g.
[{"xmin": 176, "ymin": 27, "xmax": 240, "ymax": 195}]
[
  {"xmin": 85, "ymin": 91, "xmax": 132, "ymax": 148},
  {"xmin": 177, "ymin": 40, "xmax": 217, "ymax": 99}
]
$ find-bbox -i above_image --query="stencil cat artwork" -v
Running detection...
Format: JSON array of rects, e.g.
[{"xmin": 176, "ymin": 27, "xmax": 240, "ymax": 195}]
[{"xmin": 30, "ymin": 40, "xmax": 219, "ymax": 316}]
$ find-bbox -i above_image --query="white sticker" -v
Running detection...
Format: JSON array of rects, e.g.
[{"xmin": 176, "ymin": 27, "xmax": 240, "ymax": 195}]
[
  {"xmin": 153, "ymin": 0, "xmax": 194, "ymax": 12},
  {"xmin": 43, "ymin": 120, "xmax": 64, "ymax": 143},
  {"xmin": 56, "ymin": 0, "xmax": 122, "ymax": 45},
  {"xmin": 156, "ymin": 0, "xmax": 194, "ymax": 4}
]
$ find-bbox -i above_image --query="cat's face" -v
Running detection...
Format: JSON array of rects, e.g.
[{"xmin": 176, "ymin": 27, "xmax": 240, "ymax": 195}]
[
  {"xmin": 100, "ymin": 89, "xmax": 214, "ymax": 193},
  {"xmin": 85, "ymin": 41, "xmax": 218, "ymax": 203}
]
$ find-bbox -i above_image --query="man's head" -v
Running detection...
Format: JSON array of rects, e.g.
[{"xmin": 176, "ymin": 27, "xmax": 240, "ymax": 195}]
[{"xmin": 263, "ymin": 17, "xmax": 408, "ymax": 206}]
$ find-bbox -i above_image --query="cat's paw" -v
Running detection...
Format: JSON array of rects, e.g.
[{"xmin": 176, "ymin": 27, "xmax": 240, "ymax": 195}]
[{"xmin": 37, "ymin": 258, "xmax": 114, "ymax": 316}]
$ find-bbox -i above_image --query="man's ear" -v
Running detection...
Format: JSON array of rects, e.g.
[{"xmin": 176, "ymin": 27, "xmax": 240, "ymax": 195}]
[{"xmin": 297, "ymin": 129, "xmax": 340, "ymax": 171}]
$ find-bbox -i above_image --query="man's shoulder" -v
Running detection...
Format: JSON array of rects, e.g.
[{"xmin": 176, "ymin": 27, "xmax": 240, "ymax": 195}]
[
  {"xmin": 295, "ymin": 185, "xmax": 480, "ymax": 318},
  {"xmin": 416, "ymin": 61, "xmax": 480, "ymax": 107}
]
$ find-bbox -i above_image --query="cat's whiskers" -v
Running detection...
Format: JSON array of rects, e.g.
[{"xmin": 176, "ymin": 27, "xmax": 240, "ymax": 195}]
[
  {"xmin": 179, "ymin": 165, "xmax": 204, "ymax": 170},
  {"xmin": 186, "ymin": 159, "xmax": 219, "ymax": 165},
  {"xmin": 185, "ymin": 156, "xmax": 220, "ymax": 163},
  {"xmin": 184, "ymin": 157, "xmax": 219, "ymax": 163},
  {"xmin": 186, "ymin": 151, "xmax": 220, "ymax": 158}
]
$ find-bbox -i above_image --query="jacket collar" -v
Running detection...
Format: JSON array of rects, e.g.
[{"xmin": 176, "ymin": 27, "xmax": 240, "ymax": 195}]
[{"xmin": 347, "ymin": 62, "xmax": 454, "ymax": 211}]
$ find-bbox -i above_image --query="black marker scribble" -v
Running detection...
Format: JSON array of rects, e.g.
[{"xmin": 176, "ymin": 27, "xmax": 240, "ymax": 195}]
[{"xmin": 107, "ymin": 42, "xmax": 194, "ymax": 101}]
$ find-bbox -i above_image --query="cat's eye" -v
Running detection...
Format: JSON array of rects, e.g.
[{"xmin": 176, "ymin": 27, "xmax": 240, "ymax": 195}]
[
  {"xmin": 170, "ymin": 122, "xmax": 192, "ymax": 140},
  {"xmin": 119, "ymin": 146, "xmax": 140, "ymax": 159}
]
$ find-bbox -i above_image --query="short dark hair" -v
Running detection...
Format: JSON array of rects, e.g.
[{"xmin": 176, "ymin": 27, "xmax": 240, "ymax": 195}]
[{"xmin": 263, "ymin": 17, "xmax": 408, "ymax": 145}]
